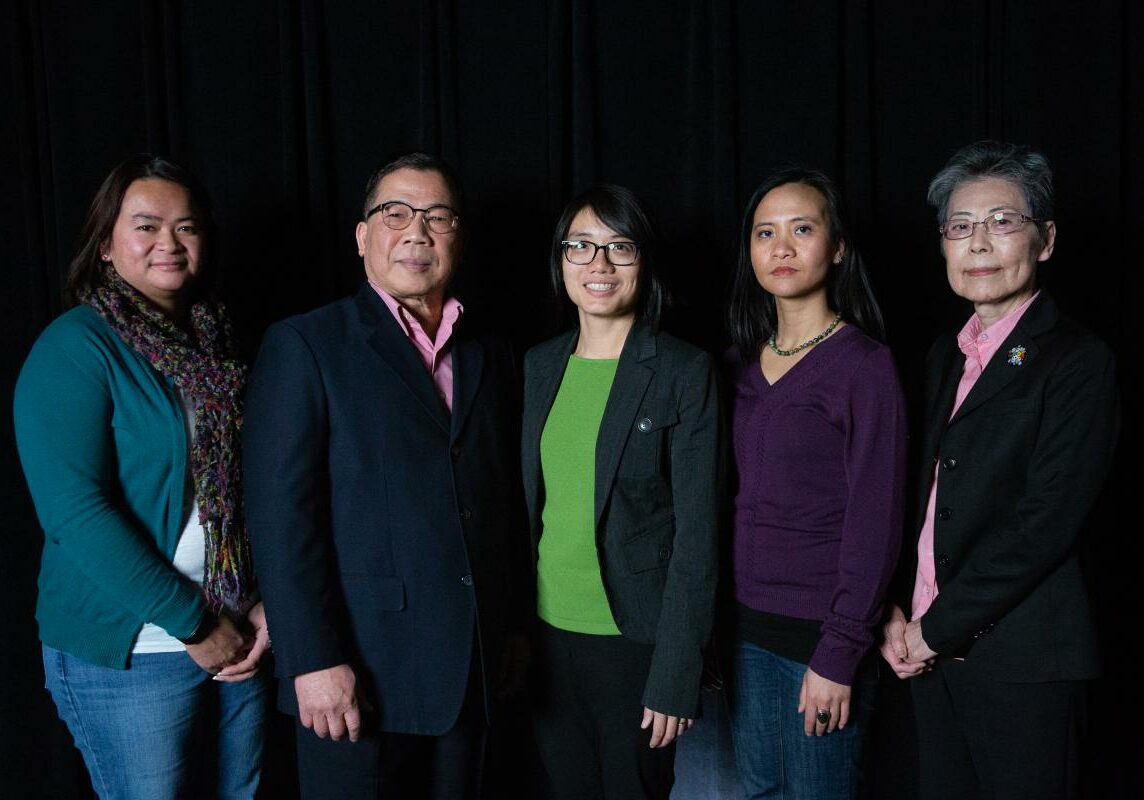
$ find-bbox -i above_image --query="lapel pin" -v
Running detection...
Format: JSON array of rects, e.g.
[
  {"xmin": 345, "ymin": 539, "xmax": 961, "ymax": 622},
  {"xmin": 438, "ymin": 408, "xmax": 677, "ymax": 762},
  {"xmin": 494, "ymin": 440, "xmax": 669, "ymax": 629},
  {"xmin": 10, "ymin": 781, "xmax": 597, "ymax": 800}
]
[{"xmin": 1006, "ymin": 346, "xmax": 1027, "ymax": 366}]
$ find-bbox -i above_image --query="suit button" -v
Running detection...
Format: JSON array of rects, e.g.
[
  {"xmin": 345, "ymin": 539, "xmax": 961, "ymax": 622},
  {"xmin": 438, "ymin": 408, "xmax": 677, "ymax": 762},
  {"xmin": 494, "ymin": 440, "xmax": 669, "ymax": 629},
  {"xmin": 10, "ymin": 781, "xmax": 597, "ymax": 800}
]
[
  {"xmin": 451, "ymin": 444, "xmax": 462, "ymax": 459},
  {"xmin": 937, "ymin": 507, "xmax": 952, "ymax": 520},
  {"xmin": 942, "ymin": 457, "xmax": 957, "ymax": 470},
  {"xmin": 461, "ymin": 574, "xmax": 473, "ymax": 586},
  {"xmin": 460, "ymin": 509, "xmax": 472, "ymax": 521},
  {"xmin": 936, "ymin": 554, "xmax": 950, "ymax": 568},
  {"xmin": 637, "ymin": 417, "xmax": 653, "ymax": 432},
  {"xmin": 658, "ymin": 545, "xmax": 672, "ymax": 560}
]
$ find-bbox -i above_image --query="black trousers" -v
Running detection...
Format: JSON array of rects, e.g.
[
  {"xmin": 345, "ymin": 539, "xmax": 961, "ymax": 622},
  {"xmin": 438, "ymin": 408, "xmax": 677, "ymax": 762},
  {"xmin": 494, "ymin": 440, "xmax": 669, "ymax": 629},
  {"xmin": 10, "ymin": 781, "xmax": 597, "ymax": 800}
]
[
  {"xmin": 910, "ymin": 658, "xmax": 1088, "ymax": 800},
  {"xmin": 531, "ymin": 621, "xmax": 675, "ymax": 800},
  {"xmin": 294, "ymin": 651, "xmax": 486, "ymax": 800}
]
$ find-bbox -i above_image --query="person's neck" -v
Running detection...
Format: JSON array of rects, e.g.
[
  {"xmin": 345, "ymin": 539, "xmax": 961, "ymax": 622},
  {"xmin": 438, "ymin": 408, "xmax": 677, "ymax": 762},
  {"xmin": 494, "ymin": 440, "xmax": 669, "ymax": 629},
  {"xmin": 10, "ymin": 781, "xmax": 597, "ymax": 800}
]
[
  {"xmin": 975, "ymin": 288, "xmax": 1035, "ymax": 331},
  {"xmin": 772, "ymin": 295, "xmax": 836, "ymax": 350},
  {"xmin": 400, "ymin": 294, "xmax": 445, "ymax": 340},
  {"xmin": 574, "ymin": 313, "xmax": 634, "ymax": 359}
]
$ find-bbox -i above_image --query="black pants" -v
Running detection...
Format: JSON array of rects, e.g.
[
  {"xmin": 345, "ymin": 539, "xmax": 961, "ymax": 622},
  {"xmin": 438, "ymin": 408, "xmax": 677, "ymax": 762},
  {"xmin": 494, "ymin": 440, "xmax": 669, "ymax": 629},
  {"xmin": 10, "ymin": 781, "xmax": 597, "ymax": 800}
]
[
  {"xmin": 910, "ymin": 658, "xmax": 1088, "ymax": 800},
  {"xmin": 295, "ymin": 654, "xmax": 486, "ymax": 800},
  {"xmin": 531, "ymin": 621, "xmax": 675, "ymax": 800}
]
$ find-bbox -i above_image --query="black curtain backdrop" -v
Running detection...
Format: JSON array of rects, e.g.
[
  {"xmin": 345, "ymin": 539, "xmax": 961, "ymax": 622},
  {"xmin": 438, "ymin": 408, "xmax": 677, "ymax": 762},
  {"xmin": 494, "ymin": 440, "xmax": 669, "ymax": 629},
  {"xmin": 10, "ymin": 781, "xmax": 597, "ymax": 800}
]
[{"xmin": 3, "ymin": 2, "xmax": 1140, "ymax": 798}]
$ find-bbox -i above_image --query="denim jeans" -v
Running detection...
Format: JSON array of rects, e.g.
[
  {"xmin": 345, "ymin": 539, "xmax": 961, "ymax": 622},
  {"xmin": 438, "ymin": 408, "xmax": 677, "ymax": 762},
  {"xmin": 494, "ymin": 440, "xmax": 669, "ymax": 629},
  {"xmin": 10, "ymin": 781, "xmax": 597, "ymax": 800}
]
[
  {"xmin": 728, "ymin": 641, "xmax": 875, "ymax": 800},
  {"xmin": 42, "ymin": 644, "xmax": 270, "ymax": 800}
]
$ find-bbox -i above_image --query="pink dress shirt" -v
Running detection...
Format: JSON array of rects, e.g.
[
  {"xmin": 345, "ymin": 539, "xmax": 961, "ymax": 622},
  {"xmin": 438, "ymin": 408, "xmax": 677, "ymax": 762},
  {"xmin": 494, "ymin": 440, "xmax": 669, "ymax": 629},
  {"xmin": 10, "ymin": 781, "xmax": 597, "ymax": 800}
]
[
  {"xmin": 370, "ymin": 282, "xmax": 463, "ymax": 412},
  {"xmin": 911, "ymin": 291, "xmax": 1040, "ymax": 620}
]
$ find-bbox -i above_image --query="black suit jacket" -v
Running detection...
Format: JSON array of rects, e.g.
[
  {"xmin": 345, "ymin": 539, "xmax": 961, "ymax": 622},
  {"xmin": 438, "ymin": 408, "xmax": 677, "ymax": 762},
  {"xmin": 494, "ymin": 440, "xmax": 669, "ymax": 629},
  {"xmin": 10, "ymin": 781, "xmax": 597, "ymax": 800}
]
[
  {"xmin": 243, "ymin": 284, "xmax": 528, "ymax": 734},
  {"xmin": 902, "ymin": 293, "xmax": 1118, "ymax": 681},
  {"xmin": 521, "ymin": 323, "xmax": 721, "ymax": 718}
]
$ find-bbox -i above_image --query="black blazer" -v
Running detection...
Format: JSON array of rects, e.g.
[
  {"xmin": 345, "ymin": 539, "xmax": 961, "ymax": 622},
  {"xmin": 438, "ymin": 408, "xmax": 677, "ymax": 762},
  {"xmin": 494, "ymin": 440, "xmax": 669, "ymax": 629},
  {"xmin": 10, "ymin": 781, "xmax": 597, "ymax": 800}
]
[
  {"xmin": 243, "ymin": 284, "xmax": 528, "ymax": 734},
  {"xmin": 521, "ymin": 322, "xmax": 722, "ymax": 718},
  {"xmin": 902, "ymin": 293, "xmax": 1118, "ymax": 681}
]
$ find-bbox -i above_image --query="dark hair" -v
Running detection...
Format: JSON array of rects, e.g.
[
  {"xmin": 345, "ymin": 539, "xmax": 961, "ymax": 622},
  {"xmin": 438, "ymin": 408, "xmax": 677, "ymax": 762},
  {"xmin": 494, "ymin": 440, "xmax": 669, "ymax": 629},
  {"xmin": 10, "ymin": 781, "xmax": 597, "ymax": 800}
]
[
  {"xmin": 549, "ymin": 184, "xmax": 669, "ymax": 330},
  {"xmin": 361, "ymin": 152, "xmax": 466, "ymax": 220},
  {"xmin": 65, "ymin": 154, "xmax": 217, "ymax": 307},
  {"xmin": 728, "ymin": 168, "xmax": 885, "ymax": 356},
  {"xmin": 927, "ymin": 140, "xmax": 1054, "ymax": 244}
]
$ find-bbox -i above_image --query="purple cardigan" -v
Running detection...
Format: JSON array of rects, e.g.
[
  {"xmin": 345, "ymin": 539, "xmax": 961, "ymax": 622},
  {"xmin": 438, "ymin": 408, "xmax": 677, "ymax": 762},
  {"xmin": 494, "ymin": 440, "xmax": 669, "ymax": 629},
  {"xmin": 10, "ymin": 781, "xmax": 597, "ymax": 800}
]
[{"xmin": 729, "ymin": 325, "xmax": 907, "ymax": 685}]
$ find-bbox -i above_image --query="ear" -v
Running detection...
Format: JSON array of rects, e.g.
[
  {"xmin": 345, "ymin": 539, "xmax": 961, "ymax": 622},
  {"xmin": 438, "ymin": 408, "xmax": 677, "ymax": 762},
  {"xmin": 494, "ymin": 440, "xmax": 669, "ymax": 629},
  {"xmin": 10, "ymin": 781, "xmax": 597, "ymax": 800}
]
[
  {"xmin": 100, "ymin": 239, "xmax": 112, "ymax": 262},
  {"xmin": 355, "ymin": 221, "xmax": 368, "ymax": 257},
  {"xmin": 1036, "ymin": 221, "xmax": 1056, "ymax": 262},
  {"xmin": 833, "ymin": 238, "xmax": 846, "ymax": 265}
]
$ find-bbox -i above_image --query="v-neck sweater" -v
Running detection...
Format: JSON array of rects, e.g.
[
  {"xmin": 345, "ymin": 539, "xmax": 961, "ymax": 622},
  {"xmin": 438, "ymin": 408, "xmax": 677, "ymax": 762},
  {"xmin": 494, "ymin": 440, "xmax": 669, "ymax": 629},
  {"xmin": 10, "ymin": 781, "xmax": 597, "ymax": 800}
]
[{"xmin": 728, "ymin": 325, "xmax": 907, "ymax": 685}]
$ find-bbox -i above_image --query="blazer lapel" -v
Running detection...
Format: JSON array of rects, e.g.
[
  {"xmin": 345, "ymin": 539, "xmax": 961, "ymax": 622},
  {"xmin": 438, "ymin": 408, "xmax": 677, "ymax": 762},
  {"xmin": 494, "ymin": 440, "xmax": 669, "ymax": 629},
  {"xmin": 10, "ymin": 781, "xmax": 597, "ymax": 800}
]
[
  {"xmin": 449, "ymin": 336, "xmax": 484, "ymax": 444},
  {"xmin": 948, "ymin": 293, "xmax": 1057, "ymax": 426},
  {"xmin": 355, "ymin": 285, "xmax": 450, "ymax": 433},
  {"xmin": 594, "ymin": 324, "xmax": 655, "ymax": 529},
  {"xmin": 521, "ymin": 330, "xmax": 578, "ymax": 536}
]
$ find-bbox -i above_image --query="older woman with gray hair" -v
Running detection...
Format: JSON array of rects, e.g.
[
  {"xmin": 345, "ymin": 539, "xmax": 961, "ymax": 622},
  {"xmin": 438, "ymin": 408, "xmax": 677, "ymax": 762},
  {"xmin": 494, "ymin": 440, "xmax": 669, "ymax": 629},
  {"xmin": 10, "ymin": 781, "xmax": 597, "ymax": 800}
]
[{"xmin": 880, "ymin": 140, "xmax": 1119, "ymax": 799}]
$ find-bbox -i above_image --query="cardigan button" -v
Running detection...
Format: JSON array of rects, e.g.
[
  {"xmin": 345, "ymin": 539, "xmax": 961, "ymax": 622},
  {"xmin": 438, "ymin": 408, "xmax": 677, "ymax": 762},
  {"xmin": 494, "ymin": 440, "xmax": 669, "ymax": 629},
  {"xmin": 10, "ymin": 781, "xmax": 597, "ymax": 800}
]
[{"xmin": 637, "ymin": 417, "xmax": 653, "ymax": 432}]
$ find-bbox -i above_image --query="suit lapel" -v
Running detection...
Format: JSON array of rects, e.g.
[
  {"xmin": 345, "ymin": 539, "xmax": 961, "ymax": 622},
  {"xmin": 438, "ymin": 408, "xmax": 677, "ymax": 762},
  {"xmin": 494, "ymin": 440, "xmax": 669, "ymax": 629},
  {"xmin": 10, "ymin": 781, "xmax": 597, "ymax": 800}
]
[
  {"xmin": 948, "ymin": 293, "xmax": 1057, "ymax": 426},
  {"xmin": 594, "ymin": 324, "xmax": 655, "ymax": 529},
  {"xmin": 355, "ymin": 285, "xmax": 451, "ymax": 433},
  {"xmin": 449, "ymin": 336, "xmax": 484, "ymax": 444},
  {"xmin": 522, "ymin": 330, "xmax": 578, "ymax": 536}
]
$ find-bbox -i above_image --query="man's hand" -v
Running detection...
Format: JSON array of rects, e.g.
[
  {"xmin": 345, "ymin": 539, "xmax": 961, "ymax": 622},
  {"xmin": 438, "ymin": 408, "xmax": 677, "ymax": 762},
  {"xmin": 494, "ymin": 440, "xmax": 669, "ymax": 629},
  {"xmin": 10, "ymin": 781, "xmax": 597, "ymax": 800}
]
[
  {"xmin": 215, "ymin": 602, "xmax": 271, "ymax": 683},
  {"xmin": 185, "ymin": 613, "xmax": 252, "ymax": 674},
  {"xmin": 904, "ymin": 619, "xmax": 938, "ymax": 663},
  {"xmin": 641, "ymin": 707, "xmax": 693, "ymax": 748},
  {"xmin": 880, "ymin": 605, "xmax": 928, "ymax": 679},
  {"xmin": 295, "ymin": 664, "xmax": 367, "ymax": 742},
  {"xmin": 798, "ymin": 668, "xmax": 850, "ymax": 736}
]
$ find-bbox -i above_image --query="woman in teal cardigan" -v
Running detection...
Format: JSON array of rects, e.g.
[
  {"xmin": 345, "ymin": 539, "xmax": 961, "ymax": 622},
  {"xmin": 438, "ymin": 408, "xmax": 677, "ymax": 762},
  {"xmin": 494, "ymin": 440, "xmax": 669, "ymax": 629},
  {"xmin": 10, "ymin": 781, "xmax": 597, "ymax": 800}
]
[{"xmin": 14, "ymin": 155, "xmax": 270, "ymax": 799}]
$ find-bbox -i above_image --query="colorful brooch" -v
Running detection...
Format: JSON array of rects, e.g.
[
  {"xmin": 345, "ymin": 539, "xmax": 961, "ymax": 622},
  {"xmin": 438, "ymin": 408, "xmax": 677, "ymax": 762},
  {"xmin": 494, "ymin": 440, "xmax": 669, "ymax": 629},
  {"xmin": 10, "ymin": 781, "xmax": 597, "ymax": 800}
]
[{"xmin": 1007, "ymin": 346, "xmax": 1027, "ymax": 366}]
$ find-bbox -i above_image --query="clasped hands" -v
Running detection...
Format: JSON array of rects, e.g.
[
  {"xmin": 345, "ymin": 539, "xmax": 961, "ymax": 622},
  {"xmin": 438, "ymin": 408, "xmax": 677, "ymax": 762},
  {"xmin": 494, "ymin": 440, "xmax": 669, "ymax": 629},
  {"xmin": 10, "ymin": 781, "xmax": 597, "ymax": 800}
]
[
  {"xmin": 185, "ymin": 600, "xmax": 271, "ymax": 682},
  {"xmin": 879, "ymin": 605, "xmax": 937, "ymax": 679}
]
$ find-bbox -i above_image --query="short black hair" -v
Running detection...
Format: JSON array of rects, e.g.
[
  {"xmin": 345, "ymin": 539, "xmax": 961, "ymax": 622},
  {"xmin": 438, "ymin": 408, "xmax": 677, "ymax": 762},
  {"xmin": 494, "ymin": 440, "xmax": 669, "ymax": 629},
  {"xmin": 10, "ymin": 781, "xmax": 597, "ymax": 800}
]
[
  {"xmin": 549, "ymin": 184, "xmax": 669, "ymax": 330},
  {"xmin": 361, "ymin": 152, "xmax": 465, "ymax": 219}
]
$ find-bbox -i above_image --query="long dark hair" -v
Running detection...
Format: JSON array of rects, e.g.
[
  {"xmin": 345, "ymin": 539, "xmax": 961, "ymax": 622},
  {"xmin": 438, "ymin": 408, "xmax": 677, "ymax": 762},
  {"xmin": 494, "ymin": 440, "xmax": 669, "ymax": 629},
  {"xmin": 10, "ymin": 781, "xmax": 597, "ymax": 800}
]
[
  {"xmin": 549, "ymin": 184, "xmax": 670, "ymax": 330},
  {"xmin": 65, "ymin": 154, "xmax": 218, "ymax": 307},
  {"xmin": 728, "ymin": 168, "xmax": 885, "ymax": 357}
]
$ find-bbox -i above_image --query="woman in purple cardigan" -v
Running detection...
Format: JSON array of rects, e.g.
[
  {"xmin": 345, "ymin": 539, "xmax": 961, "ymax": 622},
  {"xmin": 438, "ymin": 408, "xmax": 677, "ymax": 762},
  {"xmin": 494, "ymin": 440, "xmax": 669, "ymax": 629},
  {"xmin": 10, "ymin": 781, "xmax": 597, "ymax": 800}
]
[{"xmin": 725, "ymin": 168, "xmax": 907, "ymax": 799}]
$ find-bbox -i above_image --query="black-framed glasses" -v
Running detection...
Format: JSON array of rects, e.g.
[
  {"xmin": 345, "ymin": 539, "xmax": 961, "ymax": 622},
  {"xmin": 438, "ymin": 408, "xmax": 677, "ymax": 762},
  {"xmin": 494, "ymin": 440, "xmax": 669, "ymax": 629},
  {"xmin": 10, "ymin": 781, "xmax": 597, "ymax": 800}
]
[
  {"xmin": 939, "ymin": 211, "xmax": 1040, "ymax": 240},
  {"xmin": 560, "ymin": 239, "xmax": 640, "ymax": 266},
  {"xmin": 365, "ymin": 201, "xmax": 460, "ymax": 234}
]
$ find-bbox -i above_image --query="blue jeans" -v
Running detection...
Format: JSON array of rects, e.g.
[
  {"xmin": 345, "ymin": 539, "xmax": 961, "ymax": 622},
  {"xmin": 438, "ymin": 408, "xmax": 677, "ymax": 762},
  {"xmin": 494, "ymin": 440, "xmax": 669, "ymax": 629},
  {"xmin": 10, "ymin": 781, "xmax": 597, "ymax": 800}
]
[
  {"xmin": 42, "ymin": 644, "xmax": 270, "ymax": 800},
  {"xmin": 728, "ymin": 641, "xmax": 875, "ymax": 800}
]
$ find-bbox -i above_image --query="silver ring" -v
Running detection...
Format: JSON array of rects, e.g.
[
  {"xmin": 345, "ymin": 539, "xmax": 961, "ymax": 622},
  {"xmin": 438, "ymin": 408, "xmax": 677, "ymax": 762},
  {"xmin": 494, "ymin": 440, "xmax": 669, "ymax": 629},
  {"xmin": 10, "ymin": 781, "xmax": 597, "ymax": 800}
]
[{"xmin": 815, "ymin": 708, "xmax": 831, "ymax": 725}]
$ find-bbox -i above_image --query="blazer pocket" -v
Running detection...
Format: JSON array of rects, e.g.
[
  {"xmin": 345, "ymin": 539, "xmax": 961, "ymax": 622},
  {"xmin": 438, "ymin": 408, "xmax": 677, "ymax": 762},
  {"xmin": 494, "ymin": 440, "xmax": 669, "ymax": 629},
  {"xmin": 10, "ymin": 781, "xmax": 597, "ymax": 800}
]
[
  {"xmin": 633, "ymin": 404, "xmax": 679, "ymax": 435},
  {"xmin": 622, "ymin": 515, "xmax": 675, "ymax": 573},
  {"xmin": 620, "ymin": 404, "xmax": 679, "ymax": 478}
]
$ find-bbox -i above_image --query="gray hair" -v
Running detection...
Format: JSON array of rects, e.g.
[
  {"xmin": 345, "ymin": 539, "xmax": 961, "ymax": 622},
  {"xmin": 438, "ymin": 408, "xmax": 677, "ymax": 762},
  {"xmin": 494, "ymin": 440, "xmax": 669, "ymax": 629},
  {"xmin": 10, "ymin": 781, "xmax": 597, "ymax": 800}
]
[
  {"xmin": 361, "ymin": 152, "xmax": 465, "ymax": 219},
  {"xmin": 927, "ymin": 140, "xmax": 1054, "ymax": 243}
]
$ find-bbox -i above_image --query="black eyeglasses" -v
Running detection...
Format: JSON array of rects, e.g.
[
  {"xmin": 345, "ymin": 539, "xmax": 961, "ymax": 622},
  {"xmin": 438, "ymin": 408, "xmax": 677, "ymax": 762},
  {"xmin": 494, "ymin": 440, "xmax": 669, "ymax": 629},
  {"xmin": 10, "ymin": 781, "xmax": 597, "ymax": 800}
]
[
  {"xmin": 939, "ymin": 211, "xmax": 1040, "ymax": 240},
  {"xmin": 365, "ymin": 201, "xmax": 460, "ymax": 234},
  {"xmin": 560, "ymin": 240, "xmax": 640, "ymax": 266}
]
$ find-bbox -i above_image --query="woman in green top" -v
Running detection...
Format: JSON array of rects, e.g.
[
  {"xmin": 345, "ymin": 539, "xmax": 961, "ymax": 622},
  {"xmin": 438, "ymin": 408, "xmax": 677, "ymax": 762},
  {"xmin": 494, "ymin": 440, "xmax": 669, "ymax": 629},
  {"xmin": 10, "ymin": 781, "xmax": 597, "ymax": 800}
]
[
  {"xmin": 521, "ymin": 185, "xmax": 722, "ymax": 799},
  {"xmin": 14, "ymin": 156, "xmax": 270, "ymax": 798}
]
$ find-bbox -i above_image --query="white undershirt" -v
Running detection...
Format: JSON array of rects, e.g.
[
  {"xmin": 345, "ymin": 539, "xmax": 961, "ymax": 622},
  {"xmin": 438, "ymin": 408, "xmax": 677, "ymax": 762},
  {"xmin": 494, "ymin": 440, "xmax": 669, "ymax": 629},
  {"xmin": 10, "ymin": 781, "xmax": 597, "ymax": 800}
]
[{"xmin": 131, "ymin": 389, "xmax": 205, "ymax": 654}]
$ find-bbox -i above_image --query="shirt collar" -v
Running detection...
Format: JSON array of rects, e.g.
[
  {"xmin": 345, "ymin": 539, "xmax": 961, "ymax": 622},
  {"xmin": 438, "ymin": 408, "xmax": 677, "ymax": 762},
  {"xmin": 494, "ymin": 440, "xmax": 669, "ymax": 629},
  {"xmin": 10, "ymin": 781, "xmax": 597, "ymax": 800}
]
[{"xmin": 956, "ymin": 290, "xmax": 1039, "ymax": 368}]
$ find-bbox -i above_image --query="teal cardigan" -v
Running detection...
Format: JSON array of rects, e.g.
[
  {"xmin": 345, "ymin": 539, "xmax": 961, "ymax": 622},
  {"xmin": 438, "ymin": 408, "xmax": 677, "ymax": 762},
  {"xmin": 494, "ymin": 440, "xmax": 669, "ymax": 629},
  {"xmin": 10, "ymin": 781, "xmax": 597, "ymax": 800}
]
[{"xmin": 14, "ymin": 306, "xmax": 207, "ymax": 668}]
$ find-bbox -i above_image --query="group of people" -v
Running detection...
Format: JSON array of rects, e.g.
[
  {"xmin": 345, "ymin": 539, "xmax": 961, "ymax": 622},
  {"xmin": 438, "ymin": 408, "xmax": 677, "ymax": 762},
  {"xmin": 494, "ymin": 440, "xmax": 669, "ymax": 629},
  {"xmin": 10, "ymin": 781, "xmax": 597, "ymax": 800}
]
[{"xmin": 13, "ymin": 140, "xmax": 1118, "ymax": 800}]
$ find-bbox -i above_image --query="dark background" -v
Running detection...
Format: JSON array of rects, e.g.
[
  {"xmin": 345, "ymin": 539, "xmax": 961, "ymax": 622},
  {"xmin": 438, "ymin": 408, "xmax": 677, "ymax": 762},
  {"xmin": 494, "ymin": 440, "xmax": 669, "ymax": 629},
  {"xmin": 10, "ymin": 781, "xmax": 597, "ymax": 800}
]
[{"xmin": 2, "ymin": 1, "xmax": 1139, "ymax": 797}]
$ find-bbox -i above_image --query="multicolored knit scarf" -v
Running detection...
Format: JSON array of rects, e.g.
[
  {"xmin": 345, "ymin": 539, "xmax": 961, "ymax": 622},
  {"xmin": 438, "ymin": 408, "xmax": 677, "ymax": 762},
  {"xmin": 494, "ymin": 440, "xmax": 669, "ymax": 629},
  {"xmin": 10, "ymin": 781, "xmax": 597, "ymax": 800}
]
[{"xmin": 86, "ymin": 266, "xmax": 253, "ymax": 614}]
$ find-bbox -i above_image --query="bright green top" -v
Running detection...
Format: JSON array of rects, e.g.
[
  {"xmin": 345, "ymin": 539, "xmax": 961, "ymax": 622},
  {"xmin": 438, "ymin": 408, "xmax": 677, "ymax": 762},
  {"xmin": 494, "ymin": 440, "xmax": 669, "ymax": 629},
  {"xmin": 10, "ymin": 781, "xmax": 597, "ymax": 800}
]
[
  {"xmin": 537, "ymin": 355, "xmax": 621, "ymax": 635},
  {"xmin": 13, "ymin": 307, "xmax": 207, "ymax": 669}
]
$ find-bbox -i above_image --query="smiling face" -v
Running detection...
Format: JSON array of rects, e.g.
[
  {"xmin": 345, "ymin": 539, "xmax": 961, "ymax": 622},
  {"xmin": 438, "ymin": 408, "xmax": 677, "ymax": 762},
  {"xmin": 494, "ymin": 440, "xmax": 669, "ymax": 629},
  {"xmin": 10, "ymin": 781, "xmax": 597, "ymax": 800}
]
[
  {"xmin": 355, "ymin": 167, "xmax": 461, "ymax": 305},
  {"xmin": 942, "ymin": 176, "xmax": 1055, "ymax": 320},
  {"xmin": 560, "ymin": 206, "xmax": 641, "ymax": 324},
  {"xmin": 102, "ymin": 178, "xmax": 202, "ymax": 314},
  {"xmin": 749, "ymin": 182, "xmax": 843, "ymax": 303}
]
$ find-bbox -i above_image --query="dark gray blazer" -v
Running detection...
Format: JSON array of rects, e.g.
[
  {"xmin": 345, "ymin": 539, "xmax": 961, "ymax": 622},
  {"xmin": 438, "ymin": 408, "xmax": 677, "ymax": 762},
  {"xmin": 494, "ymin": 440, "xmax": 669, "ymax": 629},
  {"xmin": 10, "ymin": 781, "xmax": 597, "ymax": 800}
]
[
  {"xmin": 521, "ymin": 322, "xmax": 721, "ymax": 718},
  {"xmin": 902, "ymin": 292, "xmax": 1119, "ymax": 681}
]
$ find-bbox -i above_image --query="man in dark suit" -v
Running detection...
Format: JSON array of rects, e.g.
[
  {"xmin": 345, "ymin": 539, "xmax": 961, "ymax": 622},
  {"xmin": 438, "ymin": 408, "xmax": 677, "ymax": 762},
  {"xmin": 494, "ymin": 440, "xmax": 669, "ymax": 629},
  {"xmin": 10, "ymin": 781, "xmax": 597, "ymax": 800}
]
[{"xmin": 244, "ymin": 153, "xmax": 528, "ymax": 799}]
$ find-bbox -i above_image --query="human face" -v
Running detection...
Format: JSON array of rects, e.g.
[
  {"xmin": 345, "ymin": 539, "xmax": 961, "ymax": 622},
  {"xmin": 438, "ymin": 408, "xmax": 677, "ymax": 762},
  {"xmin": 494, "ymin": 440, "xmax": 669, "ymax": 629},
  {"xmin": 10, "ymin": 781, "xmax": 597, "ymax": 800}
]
[
  {"xmin": 750, "ymin": 182, "xmax": 843, "ymax": 303},
  {"xmin": 942, "ymin": 176, "xmax": 1055, "ymax": 322},
  {"xmin": 103, "ymin": 178, "xmax": 202, "ymax": 314},
  {"xmin": 355, "ymin": 167, "xmax": 460, "ymax": 306},
  {"xmin": 561, "ymin": 207, "xmax": 641, "ymax": 323}
]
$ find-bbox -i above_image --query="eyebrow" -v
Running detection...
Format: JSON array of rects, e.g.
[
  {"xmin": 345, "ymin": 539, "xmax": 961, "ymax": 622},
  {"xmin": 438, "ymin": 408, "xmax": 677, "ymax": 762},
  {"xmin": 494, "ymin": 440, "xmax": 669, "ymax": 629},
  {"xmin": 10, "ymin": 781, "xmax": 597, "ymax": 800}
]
[
  {"xmin": 754, "ymin": 215, "xmax": 817, "ymax": 226},
  {"xmin": 948, "ymin": 205, "xmax": 1021, "ymax": 217},
  {"xmin": 567, "ymin": 231, "xmax": 630, "ymax": 239},
  {"xmin": 130, "ymin": 212, "xmax": 197, "ymax": 222}
]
